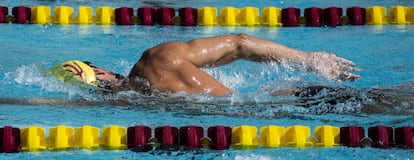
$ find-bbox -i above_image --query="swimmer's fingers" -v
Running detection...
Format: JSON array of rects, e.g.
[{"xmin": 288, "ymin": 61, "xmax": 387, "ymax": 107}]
[
  {"xmin": 338, "ymin": 72, "xmax": 361, "ymax": 81},
  {"xmin": 337, "ymin": 57, "xmax": 356, "ymax": 66},
  {"xmin": 339, "ymin": 64, "xmax": 361, "ymax": 72}
]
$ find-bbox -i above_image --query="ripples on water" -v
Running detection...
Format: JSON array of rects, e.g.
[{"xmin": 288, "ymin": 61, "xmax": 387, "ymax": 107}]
[{"xmin": 2, "ymin": 64, "xmax": 413, "ymax": 119}]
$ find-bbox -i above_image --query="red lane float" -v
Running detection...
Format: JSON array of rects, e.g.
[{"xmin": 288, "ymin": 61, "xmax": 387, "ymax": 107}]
[
  {"xmin": 346, "ymin": 7, "xmax": 366, "ymax": 25},
  {"xmin": 136, "ymin": 6, "xmax": 178, "ymax": 25},
  {"xmin": 395, "ymin": 126, "xmax": 414, "ymax": 149},
  {"xmin": 208, "ymin": 126, "xmax": 232, "ymax": 150},
  {"xmin": 156, "ymin": 7, "xmax": 175, "ymax": 25},
  {"xmin": 323, "ymin": 7, "xmax": 342, "ymax": 26},
  {"xmin": 115, "ymin": 7, "xmax": 133, "ymax": 25},
  {"xmin": 304, "ymin": 7, "xmax": 343, "ymax": 27},
  {"xmin": 368, "ymin": 126, "xmax": 394, "ymax": 148},
  {"xmin": 12, "ymin": 6, "xmax": 31, "ymax": 24},
  {"xmin": 304, "ymin": 7, "xmax": 323, "ymax": 26},
  {"xmin": 179, "ymin": 126, "xmax": 203, "ymax": 149},
  {"xmin": 0, "ymin": 126, "xmax": 20, "ymax": 153},
  {"xmin": 281, "ymin": 7, "xmax": 300, "ymax": 27},
  {"xmin": 154, "ymin": 126, "xmax": 179, "ymax": 150},
  {"xmin": 178, "ymin": 7, "xmax": 197, "ymax": 26},
  {"xmin": 340, "ymin": 126, "xmax": 365, "ymax": 147},
  {"xmin": 137, "ymin": 7, "xmax": 156, "ymax": 25},
  {"xmin": 127, "ymin": 126, "xmax": 152, "ymax": 152},
  {"xmin": 0, "ymin": 6, "xmax": 8, "ymax": 23}
]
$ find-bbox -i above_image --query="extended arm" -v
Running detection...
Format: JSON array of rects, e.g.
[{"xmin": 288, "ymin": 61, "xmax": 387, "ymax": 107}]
[
  {"xmin": 129, "ymin": 34, "xmax": 360, "ymax": 96},
  {"xmin": 183, "ymin": 34, "xmax": 360, "ymax": 81},
  {"xmin": 184, "ymin": 34, "xmax": 308, "ymax": 67}
]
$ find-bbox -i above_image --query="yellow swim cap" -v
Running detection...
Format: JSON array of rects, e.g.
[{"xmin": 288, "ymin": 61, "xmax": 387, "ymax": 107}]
[{"xmin": 50, "ymin": 60, "xmax": 98, "ymax": 86}]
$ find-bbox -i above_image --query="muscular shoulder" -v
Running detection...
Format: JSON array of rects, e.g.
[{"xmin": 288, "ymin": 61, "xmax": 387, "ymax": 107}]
[
  {"xmin": 142, "ymin": 42, "xmax": 189, "ymax": 62},
  {"xmin": 134, "ymin": 42, "xmax": 193, "ymax": 75}
]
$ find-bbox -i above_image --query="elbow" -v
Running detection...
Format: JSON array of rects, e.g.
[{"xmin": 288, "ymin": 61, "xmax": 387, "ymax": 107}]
[
  {"xmin": 234, "ymin": 33, "xmax": 253, "ymax": 55},
  {"xmin": 235, "ymin": 33, "xmax": 251, "ymax": 42}
]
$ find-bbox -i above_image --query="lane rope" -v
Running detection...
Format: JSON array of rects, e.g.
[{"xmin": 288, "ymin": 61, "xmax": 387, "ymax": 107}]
[
  {"xmin": 1, "ymin": 125, "xmax": 413, "ymax": 153},
  {"xmin": 0, "ymin": 5, "xmax": 414, "ymax": 26}
]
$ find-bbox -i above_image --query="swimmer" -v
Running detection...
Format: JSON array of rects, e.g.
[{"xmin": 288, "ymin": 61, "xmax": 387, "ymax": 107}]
[{"xmin": 83, "ymin": 34, "xmax": 360, "ymax": 96}]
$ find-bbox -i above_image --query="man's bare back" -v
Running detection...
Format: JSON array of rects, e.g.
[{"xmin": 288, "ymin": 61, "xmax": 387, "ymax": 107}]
[{"xmin": 94, "ymin": 34, "xmax": 360, "ymax": 96}]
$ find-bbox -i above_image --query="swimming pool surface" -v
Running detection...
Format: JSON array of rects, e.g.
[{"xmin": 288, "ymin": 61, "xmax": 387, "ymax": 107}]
[{"xmin": 1, "ymin": 0, "xmax": 414, "ymax": 159}]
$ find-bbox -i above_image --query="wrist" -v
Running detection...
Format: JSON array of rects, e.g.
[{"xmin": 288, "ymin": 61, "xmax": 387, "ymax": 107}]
[{"xmin": 304, "ymin": 52, "xmax": 315, "ymax": 71}]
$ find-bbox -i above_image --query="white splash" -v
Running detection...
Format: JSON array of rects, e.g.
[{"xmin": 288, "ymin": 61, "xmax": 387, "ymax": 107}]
[{"xmin": 3, "ymin": 64, "xmax": 94, "ymax": 99}]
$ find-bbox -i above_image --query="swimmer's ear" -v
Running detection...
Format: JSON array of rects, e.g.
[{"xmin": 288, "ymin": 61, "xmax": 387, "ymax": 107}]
[
  {"xmin": 82, "ymin": 61, "xmax": 96, "ymax": 68},
  {"xmin": 114, "ymin": 73, "xmax": 125, "ymax": 80}
]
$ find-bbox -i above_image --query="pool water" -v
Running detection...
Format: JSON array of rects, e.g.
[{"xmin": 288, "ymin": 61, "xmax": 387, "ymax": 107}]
[{"xmin": 1, "ymin": 0, "xmax": 414, "ymax": 159}]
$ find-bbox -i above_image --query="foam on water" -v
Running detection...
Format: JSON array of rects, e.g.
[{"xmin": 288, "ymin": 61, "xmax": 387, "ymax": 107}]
[
  {"xmin": 5, "ymin": 61, "xmax": 413, "ymax": 118},
  {"xmin": 2, "ymin": 64, "xmax": 96, "ymax": 100}
]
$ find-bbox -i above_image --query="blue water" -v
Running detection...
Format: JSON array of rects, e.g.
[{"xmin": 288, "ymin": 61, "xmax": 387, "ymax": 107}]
[{"xmin": 1, "ymin": 0, "xmax": 414, "ymax": 159}]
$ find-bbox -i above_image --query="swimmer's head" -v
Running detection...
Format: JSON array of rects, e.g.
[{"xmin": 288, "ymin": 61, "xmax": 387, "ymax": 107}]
[
  {"xmin": 50, "ymin": 60, "xmax": 98, "ymax": 86},
  {"xmin": 82, "ymin": 61, "xmax": 125, "ymax": 90},
  {"xmin": 51, "ymin": 60, "xmax": 124, "ymax": 90}
]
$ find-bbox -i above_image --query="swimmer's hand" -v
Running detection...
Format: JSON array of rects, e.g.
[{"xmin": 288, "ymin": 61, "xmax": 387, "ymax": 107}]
[{"xmin": 306, "ymin": 52, "xmax": 361, "ymax": 81}]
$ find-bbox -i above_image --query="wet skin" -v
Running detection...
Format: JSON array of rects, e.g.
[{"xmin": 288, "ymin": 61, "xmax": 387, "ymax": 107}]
[{"xmin": 94, "ymin": 34, "xmax": 360, "ymax": 96}]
